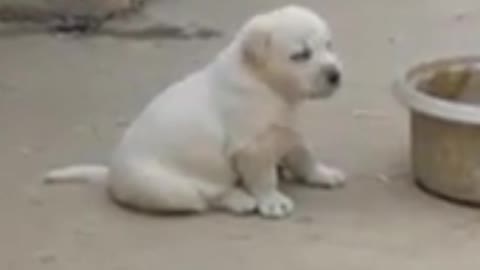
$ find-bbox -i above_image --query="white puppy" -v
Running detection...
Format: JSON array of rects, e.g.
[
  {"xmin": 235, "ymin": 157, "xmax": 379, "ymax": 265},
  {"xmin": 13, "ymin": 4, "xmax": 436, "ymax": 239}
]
[{"xmin": 45, "ymin": 5, "xmax": 346, "ymax": 219}]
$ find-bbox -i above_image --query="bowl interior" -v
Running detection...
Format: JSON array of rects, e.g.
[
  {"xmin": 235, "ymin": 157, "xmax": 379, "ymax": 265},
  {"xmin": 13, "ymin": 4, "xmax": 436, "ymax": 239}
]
[{"xmin": 409, "ymin": 57, "xmax": 480, "ymax": 106}]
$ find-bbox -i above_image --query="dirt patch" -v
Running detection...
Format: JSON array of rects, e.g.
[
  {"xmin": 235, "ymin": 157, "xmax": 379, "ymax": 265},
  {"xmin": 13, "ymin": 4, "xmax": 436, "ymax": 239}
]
[
  {"xmin": 0, "ymin": 0, "xmax": 145, "ymax": 33},
  {"xmin": 0, "ymin": 0, "xmax": 222, "ymax": 39}
]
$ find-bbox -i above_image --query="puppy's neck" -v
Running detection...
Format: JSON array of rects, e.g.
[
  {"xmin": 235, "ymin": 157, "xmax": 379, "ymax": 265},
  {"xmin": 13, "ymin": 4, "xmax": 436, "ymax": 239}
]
[{"xmin": 209, "ymin": 44, "xmax": 300, "ymax": 131}]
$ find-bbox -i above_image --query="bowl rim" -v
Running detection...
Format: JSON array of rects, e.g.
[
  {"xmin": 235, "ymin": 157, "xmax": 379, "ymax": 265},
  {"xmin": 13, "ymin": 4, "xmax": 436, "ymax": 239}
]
[{"xmin": 393, "ymin": 55, "xmax": 480, "ymax": 125}]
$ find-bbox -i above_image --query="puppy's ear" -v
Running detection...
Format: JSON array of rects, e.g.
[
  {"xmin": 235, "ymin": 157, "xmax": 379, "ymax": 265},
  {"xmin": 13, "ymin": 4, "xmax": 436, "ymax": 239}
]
[{"xmin": 241, "ymin": 15, "xmax": 272, "ymax": 67}]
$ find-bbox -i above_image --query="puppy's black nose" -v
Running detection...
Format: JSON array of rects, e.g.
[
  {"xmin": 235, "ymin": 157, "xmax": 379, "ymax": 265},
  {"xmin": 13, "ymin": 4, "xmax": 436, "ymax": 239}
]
[{"xmin": 326, "ymin": 69, "xmax": 341, "ymax": 86}]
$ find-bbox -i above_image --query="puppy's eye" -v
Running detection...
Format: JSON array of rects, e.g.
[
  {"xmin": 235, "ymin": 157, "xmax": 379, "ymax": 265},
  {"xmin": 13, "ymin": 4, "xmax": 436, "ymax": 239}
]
[{"xmin": 290, "ymin": 47, "xmax": 312, "ymax": 62}]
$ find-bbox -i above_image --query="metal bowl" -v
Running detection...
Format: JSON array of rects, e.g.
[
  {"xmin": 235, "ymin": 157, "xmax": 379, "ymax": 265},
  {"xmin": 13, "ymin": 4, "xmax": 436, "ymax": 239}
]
[{"xmin": 394, "ymin": 56, "xmax": 480, "ymax": 205}]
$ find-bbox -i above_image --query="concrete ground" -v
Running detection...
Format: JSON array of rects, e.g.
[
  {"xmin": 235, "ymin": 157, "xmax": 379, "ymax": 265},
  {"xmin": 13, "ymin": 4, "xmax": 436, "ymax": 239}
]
[{"xmin": 2, "ymin": 0, "xmax": 480, "ymax": 269}]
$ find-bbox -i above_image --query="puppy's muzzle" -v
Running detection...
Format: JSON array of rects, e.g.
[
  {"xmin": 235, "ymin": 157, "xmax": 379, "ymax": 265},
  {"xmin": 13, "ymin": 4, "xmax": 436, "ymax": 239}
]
[{"xmin": 310, "ymin": 65, "xmax": 342, "ymax": 98}]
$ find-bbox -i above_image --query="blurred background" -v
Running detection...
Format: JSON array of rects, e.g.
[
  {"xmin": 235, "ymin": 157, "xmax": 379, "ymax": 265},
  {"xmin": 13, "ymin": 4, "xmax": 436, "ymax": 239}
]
[{"xmin": 1, "ymin": 1, "xmax": 480, "ymax": 269}]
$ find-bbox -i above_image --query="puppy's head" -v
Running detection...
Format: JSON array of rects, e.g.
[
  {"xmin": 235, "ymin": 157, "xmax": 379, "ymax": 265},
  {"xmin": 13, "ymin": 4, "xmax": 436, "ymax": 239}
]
[{"xmin": 239, "ymin": 5, "xmax": 342, "ymax": 100}]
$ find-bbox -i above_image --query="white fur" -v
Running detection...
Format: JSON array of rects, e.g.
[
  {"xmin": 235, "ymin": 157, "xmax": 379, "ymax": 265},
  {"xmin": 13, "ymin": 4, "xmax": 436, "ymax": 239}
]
[
  {"xmin": 45, "ymin": 5, "xmax": 346, "ymax": 219},
  {"xmin": 45, "ymin": 165, "xmax": 108, "ymax": 184}
]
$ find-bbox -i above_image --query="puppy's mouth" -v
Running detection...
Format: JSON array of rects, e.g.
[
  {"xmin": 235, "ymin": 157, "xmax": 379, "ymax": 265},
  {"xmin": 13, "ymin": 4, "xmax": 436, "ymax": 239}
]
[{"xmin": 308, "ymin": 85, "xmax": 340, "ymax": 99}]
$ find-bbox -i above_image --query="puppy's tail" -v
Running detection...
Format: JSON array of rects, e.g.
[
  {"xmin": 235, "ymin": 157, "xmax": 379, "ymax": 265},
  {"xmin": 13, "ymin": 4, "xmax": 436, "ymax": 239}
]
[{"xmin": 43, "ymin": 164, "xmax": 109, "ymax": 185}]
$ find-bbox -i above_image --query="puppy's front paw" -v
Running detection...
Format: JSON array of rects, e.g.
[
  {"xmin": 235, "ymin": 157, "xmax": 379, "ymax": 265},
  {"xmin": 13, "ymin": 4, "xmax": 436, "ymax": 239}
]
[
  {"xmin": 257, "ymin": 191, "xmax": 294, "ymax": 219},
  {"xmin": 304, "ymin": 164, "xmax": 347, "ymax": 188}
]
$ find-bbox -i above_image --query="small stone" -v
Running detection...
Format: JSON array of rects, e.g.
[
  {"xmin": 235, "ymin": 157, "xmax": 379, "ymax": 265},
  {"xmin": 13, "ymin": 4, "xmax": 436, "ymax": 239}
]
[
  {"xmin": 295, "ymin": 215, "xmax": 315, "ymax": 224},
  {"xmin": 454, "ymin": 10, "xmax": 467, "ymax": 21},
  {"xmin": 115, "ymin": 118, "xmax": 130, "ymax": 127},
  {"xmin": 19, "ymin": 146, "xmax": 33, "ymax": 156},
  {"xmin": 376, "ymin": 173, "xmax": 392, "ymax": 183},
  {"xmin": 27, "ymin": 195, "xmax": 44, "ymax": 206},
  {"xmin": 305, "ymin": 233, "xmax": 324, "ymax": 242},
  {"xmin": 387, "ymin": 35, "xmax": 397, "ymax": 44},
  {"xmin": 74, "ymin": 227, "xmax": 96, "ymax": 237},
  {"xmin": 34, "ymin": 251, "xmax": 57, "ymax": 264},
  {"xmin": 25, "ymin": 188, "xmax": 44, "ymax": 206}
]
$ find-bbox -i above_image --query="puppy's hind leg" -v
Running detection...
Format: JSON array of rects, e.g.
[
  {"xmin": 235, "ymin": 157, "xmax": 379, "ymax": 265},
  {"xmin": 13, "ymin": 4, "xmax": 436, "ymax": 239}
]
[
  {"xmin": 284, "ymin": 142, "xmax": 346, "ymax": 188},
  {"xmin": 212, "ymin": 187, "xmax": 256, "ymax": 215},
  {"xmin": 110, "ymin": 163, "xmax": 208, "ymax": 213}
]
